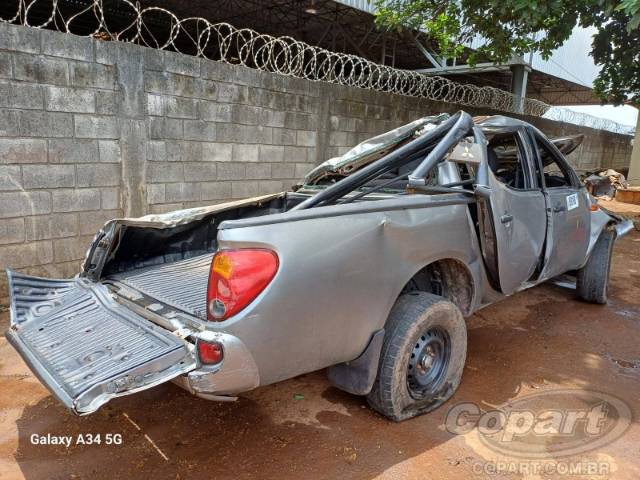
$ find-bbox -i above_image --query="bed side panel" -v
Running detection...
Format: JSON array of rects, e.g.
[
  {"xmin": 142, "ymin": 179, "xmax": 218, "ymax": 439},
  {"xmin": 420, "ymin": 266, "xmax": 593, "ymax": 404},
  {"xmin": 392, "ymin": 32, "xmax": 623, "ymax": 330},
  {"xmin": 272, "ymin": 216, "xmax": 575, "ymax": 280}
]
[{"xmin": 213, "ymin": 202, "xmax": 481, "ymax": 385}]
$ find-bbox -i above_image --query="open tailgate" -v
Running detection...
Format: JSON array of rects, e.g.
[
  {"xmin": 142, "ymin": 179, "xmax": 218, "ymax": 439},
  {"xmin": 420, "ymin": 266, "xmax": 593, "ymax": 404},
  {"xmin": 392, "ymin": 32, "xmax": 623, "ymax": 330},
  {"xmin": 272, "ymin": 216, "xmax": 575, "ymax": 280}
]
[{"xmin": 5, "ymin": 270, "xmax": 197, "ymax": 415}]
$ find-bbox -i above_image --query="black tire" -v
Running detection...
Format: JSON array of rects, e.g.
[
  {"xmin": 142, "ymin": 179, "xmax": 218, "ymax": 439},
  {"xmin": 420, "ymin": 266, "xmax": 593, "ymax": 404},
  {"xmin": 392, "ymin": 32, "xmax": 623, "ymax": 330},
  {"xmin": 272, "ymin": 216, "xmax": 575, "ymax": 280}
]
[
  {"xmin": 366, "ymin": 292, "xmax": 467, "ymax": 422},
  {"xmin": 576, "ymin": 228, "xmax": 615, "ymax": 304}
]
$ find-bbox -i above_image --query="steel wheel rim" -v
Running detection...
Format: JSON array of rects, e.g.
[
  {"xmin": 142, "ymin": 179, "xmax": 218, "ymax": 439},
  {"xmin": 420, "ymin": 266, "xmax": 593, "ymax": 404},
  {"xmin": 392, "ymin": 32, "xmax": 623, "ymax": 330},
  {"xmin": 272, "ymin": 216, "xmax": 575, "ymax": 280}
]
[{"xmin": 407, "ymin": 326, "xmax": 451, "ymax": 398}]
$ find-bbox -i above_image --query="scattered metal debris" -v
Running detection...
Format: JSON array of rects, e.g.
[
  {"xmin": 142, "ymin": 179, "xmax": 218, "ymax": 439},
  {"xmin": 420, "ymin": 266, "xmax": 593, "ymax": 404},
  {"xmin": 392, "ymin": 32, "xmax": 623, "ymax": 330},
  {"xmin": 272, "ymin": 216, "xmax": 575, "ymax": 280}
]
[{"xmin": 583, "ymin": 169, "xmax": 629, "ymax": 200}]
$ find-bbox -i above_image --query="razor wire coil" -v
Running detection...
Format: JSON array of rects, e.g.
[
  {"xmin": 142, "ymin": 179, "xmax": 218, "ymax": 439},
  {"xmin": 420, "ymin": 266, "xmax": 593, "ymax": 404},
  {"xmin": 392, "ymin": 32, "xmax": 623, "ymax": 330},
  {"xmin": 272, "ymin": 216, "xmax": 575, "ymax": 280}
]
[{"xmin": 0, "ymin": 0, "xmax": 633, "ymax": 135}]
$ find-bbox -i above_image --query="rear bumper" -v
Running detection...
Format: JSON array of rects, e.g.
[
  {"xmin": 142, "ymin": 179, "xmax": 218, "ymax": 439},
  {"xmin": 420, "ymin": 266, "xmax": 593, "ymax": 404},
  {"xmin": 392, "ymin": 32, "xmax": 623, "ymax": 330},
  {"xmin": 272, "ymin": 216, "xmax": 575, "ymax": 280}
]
[{"xmin": 173, "ymin": 331, "xmax": 261, "ymax": 398}]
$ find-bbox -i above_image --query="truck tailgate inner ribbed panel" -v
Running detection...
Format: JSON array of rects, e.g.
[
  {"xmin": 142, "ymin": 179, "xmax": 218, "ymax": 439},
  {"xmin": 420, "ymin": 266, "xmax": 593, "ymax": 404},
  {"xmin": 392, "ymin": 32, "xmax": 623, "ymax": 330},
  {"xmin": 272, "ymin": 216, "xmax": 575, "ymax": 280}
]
[
  {"xmin": 8, "ymin": 274, "xmax": 76, "ymax": 325},
  {"xmin": 14, "ymin": 282, "xmax": 186, "ymax": 399},
  {"xmin": 109, "ymin": 253, "xmax": 214, "ymax": 319}
]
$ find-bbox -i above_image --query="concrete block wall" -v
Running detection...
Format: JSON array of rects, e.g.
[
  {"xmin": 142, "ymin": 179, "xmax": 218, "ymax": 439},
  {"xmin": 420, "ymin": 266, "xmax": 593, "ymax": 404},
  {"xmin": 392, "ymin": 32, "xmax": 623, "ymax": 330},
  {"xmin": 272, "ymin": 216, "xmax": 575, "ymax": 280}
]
[
  {"xmin": 0, "ymin": 25, "xmax": 123, "ymax": 298},
  {"xmin": 138, "ymin": 50, "xmax": 319, "ymax": 214},
  {"xmin": 525, "ymin": 116, "xmax": 633, "ymax": 173},
  {"xmin": 0, "ymin": 22, "xmax": 633, "ymax": 303}
]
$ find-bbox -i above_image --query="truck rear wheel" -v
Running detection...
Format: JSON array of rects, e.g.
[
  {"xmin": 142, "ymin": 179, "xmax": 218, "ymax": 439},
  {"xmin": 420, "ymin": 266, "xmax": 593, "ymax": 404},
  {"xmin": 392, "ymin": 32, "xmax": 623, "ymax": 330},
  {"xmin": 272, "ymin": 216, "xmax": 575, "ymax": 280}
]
[
  {"xmin": 576, "ymin": 228, "xmax": 615, "ymax": 304},
  {"xmin": 366, "ymin": 292, "xmax": 467, "ymax": 422}
]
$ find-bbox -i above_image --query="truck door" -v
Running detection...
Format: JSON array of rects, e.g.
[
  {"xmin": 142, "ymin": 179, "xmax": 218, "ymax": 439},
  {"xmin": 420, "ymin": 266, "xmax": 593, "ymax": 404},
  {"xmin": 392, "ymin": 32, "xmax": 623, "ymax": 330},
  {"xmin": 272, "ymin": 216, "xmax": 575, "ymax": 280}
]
[
  {"xmin": 481, "ymin": 128, "xmax": 547, "ymax": 295},
  {"xmin": 527, "ymin": 129, "xmax": 590, "ymax": 280}
]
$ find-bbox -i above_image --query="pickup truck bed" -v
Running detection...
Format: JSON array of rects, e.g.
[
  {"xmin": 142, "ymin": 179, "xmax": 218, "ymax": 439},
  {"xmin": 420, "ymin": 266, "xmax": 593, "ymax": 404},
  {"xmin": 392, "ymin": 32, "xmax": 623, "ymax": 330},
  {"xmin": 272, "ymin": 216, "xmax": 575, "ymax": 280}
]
[{"xmin": 109, "ymin": 253, "xmax": 214, "ymax": 320}]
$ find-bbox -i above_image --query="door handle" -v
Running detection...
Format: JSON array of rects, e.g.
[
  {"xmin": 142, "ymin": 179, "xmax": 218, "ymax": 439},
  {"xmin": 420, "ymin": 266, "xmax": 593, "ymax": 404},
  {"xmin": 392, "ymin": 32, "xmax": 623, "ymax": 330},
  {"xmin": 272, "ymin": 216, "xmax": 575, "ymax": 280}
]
[
  {"xmin": 553, "ymin": 204, "xmax": 566, "ymax": 213},
  {"xmin": 500, "ymin": 214, "xmax": 513, "ymax": 224}
]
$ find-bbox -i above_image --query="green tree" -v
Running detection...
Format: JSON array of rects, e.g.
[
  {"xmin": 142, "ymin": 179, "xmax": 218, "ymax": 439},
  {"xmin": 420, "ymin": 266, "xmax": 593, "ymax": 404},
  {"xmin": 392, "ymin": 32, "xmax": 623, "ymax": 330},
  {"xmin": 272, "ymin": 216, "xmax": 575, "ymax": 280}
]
[{"xmin": 374, "ymin": 0, "xmax": 640, "ymax": 105}]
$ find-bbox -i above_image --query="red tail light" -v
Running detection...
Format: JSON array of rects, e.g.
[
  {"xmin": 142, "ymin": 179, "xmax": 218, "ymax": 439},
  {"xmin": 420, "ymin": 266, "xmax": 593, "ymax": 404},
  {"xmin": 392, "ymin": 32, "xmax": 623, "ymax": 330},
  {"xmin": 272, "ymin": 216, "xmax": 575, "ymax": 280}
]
[
  {"xmin": 197, "ymin": 340, "xmax": 224, "ymax": 365},
  {"xmin": 207, "ymin": 249, "xmax": 279, "ymax": 321}
]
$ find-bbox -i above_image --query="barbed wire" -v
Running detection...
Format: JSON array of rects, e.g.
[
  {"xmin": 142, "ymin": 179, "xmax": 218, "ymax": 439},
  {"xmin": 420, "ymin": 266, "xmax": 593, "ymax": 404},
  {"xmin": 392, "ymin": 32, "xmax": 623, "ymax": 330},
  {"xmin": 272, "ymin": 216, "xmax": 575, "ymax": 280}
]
[
  {"xmin": 543, "ymin": 107, "xmax": 634, "ymax": 135},
  {"xmin": 0, "ymin": 0, "xmax": 634, "ymax": 135}
]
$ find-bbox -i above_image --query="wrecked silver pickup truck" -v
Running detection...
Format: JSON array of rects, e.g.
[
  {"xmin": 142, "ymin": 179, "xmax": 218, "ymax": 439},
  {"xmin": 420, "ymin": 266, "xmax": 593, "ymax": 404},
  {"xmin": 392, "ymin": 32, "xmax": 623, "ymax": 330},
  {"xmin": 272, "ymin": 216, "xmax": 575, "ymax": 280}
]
[{"xmin": 6, "ymin": 111, "xmax": 633, "ymax": 421}]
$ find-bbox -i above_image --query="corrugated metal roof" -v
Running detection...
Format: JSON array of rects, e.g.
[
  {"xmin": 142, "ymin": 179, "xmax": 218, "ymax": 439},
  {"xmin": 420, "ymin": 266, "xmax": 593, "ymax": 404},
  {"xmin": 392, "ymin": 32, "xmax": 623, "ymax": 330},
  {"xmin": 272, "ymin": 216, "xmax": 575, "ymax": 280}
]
[{"xmin": 335, "ymin": 0, "xmax": 600, "ymax": 89}]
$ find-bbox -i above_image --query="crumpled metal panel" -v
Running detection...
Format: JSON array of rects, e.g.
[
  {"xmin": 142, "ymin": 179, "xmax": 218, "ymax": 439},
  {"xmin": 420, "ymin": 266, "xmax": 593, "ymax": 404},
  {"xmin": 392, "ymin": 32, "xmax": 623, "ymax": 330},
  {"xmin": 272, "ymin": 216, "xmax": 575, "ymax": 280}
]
[
  {"xmin": 112, "ymin": 194, "xmax": 282, "ymax": 229},
  {"xmin": 109, "ymin": 252, "xmax": 214, "ymax": 319}
]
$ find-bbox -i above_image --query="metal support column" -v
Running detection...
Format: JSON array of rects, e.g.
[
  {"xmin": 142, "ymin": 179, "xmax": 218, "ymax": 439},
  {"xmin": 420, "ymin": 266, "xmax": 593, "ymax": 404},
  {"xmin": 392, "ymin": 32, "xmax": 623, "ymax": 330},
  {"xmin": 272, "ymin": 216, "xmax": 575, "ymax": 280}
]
[
  {"xmin": 628, "ymin": 108, "xmax": 640, "ymax": 184},
  {"xmin": 510, "ymin": 64, "xmax": 530, "ymax": 113}
]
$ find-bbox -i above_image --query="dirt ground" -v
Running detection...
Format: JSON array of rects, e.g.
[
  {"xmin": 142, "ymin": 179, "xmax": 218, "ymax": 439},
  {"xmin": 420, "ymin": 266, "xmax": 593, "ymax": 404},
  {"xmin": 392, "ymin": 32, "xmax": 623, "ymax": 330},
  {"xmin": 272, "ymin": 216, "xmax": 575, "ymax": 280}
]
[{"xmin": 0, "ymin": 210, "xmax": 639, "ymax": 479}]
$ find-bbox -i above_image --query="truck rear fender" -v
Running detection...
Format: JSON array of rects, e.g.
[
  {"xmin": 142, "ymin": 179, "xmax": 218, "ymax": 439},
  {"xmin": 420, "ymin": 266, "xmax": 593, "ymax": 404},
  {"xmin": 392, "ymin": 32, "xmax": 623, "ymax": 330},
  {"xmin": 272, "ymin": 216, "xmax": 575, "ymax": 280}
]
[{"xmin": 326, "ymin": 257, "xmax": 475, "ymax": 396}]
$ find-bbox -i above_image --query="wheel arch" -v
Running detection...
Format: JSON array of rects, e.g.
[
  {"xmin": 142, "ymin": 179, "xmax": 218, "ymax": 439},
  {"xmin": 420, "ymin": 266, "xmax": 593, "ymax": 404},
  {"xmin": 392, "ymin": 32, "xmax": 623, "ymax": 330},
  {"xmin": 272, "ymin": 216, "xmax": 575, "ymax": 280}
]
[{"xmin": 398, "ymin": 257, "xmax": 476, "ymax": 316}]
